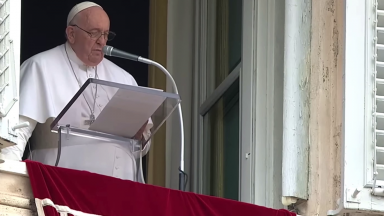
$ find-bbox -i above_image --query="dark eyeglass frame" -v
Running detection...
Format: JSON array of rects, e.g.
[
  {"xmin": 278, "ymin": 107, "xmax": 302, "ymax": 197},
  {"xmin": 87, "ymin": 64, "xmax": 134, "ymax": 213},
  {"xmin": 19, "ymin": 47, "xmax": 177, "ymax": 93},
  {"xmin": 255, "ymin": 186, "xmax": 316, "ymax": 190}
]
[{"xmin": 71, "ymin": 24, "xmax": 116, "ymax": 41}]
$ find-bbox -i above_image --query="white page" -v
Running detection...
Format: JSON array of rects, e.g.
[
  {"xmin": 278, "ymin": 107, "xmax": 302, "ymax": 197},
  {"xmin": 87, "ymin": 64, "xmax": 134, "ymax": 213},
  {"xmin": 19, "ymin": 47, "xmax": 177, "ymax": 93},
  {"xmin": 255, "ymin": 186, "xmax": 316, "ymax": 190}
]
[{"xmin": 89, "ymin": 87, "xmax": 166, "ymax": 138}]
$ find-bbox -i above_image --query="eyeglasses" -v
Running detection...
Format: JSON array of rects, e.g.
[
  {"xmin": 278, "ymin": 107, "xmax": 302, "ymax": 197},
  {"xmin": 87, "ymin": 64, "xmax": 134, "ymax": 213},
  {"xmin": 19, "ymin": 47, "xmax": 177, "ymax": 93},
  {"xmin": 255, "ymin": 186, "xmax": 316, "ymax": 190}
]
[{"xmin": 71, "ymin": 25, "xmax": 116, "ymax": 41}]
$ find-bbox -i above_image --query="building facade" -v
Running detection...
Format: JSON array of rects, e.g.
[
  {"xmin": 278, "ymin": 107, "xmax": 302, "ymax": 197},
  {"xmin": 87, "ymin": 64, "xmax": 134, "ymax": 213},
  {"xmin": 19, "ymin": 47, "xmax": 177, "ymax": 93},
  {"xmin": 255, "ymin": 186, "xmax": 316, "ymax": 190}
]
[
  {"xmin": 1, "ymin": 0, "xmax": 384, "ymax": 215},
  {"xmin": 147, "ymin": 0, "xmax": 384, "ymax": 215}
]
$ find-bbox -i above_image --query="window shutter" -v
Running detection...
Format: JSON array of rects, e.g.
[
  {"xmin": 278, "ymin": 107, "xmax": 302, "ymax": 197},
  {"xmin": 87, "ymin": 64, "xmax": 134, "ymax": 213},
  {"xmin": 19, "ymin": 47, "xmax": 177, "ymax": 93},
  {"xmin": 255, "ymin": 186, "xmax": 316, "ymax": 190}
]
[
  {"xmin": 329, "ymin": 0, "xmax": 384, "ymax": 213},
  {"xmin": 0, "ymin": 0, "xmax": 21, "ymax": 157},
  {"xmin": 373, "ymin": 0, "xmax": 384, "ymax": 191}
]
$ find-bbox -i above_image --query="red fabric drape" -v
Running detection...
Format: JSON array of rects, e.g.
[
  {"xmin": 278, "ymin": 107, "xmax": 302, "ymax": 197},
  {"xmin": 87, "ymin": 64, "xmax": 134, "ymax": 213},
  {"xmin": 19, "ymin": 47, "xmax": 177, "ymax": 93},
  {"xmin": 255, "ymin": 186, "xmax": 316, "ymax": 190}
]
[{"xmin": 25, "ymin": 160, "xmax": 296, "ymax": 216}]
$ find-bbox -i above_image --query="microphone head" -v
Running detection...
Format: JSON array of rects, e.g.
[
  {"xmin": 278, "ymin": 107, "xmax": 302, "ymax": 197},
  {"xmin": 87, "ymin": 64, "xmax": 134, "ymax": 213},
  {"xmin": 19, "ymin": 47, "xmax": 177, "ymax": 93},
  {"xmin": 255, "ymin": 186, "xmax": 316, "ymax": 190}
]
[{"xmin": 102, "ymin": 45, "xmax": 113, "ymax": 56}]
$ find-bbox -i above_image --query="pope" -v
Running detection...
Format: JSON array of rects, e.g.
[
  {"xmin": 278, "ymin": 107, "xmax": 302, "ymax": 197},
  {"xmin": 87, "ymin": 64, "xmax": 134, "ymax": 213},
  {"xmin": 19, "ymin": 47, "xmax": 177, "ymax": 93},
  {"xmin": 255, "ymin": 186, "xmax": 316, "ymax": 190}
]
[{"xmin": 1, "ymin": 1, "xmax": 152, "ymax": 182}]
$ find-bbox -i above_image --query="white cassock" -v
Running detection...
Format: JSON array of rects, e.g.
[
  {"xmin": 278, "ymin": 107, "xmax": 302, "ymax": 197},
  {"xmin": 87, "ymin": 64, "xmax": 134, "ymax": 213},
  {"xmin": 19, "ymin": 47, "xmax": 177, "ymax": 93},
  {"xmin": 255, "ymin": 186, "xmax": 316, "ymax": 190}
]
[{"xmin": 1, "ymin": 42, "xmax": 152, "ymax": 182}]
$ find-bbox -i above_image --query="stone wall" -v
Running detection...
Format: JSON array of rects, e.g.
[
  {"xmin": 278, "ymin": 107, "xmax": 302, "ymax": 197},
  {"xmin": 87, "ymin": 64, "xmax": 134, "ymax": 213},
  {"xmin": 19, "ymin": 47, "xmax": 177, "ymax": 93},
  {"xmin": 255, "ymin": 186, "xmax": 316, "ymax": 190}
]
[
  {"xmin": 296, "ymin": 0, "xmax": 345, "ymax": 215},
  {"xmin": 0, "ymin": 161, "xmax": 36, "ymax": 215}
]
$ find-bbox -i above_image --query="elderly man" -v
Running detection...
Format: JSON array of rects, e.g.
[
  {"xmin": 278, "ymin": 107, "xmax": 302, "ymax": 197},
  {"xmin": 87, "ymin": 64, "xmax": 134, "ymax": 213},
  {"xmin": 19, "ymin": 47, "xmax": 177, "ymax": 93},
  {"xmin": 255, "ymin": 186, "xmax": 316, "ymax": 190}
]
[{"xmin": 1, "ymin": 2, "xmax": 152, "ymax": 182}]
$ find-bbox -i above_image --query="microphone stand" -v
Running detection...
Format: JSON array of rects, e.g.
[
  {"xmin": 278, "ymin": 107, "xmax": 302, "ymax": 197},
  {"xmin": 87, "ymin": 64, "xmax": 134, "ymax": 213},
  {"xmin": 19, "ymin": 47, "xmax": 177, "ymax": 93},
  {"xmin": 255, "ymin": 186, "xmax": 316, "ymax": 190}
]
[
  {"xmin": 103, "ymin": 46, "xmax": 186, "ymax": 191},
  {"xmin": 137, "ymin": 57, "xmax": 186, "ymax": 191}
]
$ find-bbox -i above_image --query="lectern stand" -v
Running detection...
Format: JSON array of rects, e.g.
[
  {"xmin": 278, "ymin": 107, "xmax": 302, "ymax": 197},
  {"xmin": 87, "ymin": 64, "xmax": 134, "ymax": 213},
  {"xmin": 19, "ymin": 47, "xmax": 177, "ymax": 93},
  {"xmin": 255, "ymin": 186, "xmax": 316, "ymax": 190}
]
[{"xmin": 50, "ymin": 78, "xmax": 181, "ymax": 182}]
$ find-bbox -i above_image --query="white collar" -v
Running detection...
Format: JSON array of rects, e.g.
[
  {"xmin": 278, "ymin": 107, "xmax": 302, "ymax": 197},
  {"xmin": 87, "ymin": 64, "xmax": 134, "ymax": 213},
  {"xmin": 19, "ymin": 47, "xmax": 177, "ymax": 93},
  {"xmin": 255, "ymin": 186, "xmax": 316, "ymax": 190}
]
[{"xmin": 64, "ymin": 42, "xmax": 97, "ymax": 70}]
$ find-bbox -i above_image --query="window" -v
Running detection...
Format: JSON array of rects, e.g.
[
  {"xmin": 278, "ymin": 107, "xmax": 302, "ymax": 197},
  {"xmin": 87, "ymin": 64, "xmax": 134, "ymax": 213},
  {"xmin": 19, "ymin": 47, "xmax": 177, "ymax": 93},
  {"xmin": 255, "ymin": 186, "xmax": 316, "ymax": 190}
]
[
  {"xmin": 188, "ymin": 0, "xmax": 288, "ymax": 209},
  {"xmin": 192, "ymin": 0, "xmax": 285, "ymax": 207},
  {"xmin": 335, "ymin": 0, "xmax": 384, "ymax": 213},
  {"xmin": 0, "ymin": 0, "xmax": 21, "ymax": 150},
  {"xmin": 370, "ymin": 0, "xmax": 384, "ymax": 189},
  {"xmin": 198, "ymin": 0, "xmax": 242, "ymax": 201}
]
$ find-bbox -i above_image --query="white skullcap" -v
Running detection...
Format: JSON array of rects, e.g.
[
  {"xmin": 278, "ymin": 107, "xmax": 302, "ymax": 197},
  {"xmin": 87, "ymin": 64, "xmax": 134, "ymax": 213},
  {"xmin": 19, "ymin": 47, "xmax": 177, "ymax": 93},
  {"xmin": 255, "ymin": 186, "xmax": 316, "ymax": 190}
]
[{"xmin": 67, "ymin": 1, "xmax": 102, "ymax": 26}]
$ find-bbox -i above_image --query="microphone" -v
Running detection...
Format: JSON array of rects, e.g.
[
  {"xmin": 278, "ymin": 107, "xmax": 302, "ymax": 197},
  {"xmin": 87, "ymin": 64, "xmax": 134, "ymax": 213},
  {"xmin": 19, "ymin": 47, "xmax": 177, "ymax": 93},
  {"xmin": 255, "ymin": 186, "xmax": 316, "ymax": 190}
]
[
  {"xmin": 103, "ymin": 45, "xmax": 187, "ymax": 191},
  {"xmin": 103, "ymin": 46, "xmax": 139, "ymax": 61}
]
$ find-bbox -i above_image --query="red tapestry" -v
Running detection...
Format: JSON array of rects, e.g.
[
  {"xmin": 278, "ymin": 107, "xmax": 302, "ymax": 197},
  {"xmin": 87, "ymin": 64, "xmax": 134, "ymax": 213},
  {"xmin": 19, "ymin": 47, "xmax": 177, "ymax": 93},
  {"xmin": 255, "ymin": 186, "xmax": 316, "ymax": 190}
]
[{"xmin": 25, "ymin": 160, "xmax": 296, "ymax": 216}]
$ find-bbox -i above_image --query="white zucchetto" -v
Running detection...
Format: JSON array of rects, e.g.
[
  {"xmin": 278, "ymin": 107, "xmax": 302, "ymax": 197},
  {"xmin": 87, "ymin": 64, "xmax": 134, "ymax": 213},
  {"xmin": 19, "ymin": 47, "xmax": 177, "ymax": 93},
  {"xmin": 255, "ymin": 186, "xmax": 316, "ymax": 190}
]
[{"xmin": 66, "ymin": 1, "xmax": 102, "ymax": 26}]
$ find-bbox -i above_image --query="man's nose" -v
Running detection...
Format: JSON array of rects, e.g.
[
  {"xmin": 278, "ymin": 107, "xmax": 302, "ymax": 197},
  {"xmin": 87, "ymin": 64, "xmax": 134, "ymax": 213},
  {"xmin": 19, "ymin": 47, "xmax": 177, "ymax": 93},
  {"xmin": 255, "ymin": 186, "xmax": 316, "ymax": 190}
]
[{"xmin": 96, "ymin": 35, "xmax": 107, "ymax": 45}]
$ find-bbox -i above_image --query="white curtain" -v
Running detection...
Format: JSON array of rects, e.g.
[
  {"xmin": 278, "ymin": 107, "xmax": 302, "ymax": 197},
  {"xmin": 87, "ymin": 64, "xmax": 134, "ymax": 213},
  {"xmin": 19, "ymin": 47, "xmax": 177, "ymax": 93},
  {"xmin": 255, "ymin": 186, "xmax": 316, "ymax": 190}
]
[{"xmin": 210, "ymin": 0, "xmax": 229, "ymax": 198}]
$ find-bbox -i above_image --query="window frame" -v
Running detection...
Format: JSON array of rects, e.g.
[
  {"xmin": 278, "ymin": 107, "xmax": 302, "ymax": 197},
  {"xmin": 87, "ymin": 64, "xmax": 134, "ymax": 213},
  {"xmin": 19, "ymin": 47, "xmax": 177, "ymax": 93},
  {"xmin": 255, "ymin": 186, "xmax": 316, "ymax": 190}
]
[
  {"xmin": 191, "ymin": 0, "xmax": 244, "ymax": 199},
  {"xmin": 364, "ymin": 0, "xmax": 376, "ymax": 188},
  {"xmin": 191, "ymin": 0, "xmax": 284, "ymax": 208},
  {"xmin": 0, "ymin": 0, "xmax": 21, "ymax": 148},
  {"xmin": 336, "ymin": 0, "xmax": 384, "ymax": 212}
]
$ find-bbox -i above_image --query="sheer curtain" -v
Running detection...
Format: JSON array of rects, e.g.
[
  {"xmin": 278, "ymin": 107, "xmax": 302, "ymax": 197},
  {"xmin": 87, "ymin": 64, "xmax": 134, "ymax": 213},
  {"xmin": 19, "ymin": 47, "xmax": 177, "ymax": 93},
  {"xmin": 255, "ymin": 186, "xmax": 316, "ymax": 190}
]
[{"xmin": 210, "ymin": 0, "xmax": 229, "ymax": 198}]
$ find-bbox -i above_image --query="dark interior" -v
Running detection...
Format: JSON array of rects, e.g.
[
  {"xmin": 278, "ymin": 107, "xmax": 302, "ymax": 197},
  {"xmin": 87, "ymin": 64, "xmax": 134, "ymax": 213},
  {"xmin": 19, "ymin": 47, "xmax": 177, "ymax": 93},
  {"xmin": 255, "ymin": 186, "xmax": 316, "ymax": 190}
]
[{"xmin": 20, "ymin": 0, "xmax": 150, "ymax": 181}]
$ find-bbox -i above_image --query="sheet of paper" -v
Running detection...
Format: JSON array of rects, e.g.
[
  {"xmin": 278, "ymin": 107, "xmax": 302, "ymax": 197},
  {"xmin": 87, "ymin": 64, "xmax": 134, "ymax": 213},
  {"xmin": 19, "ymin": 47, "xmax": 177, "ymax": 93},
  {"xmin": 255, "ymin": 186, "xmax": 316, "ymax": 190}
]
[
  {"xmin": 137, "ymin": 86, "xmax": 164, "ymax": 92},
  {"xmin": 89, "ymin": 87, "xmax": 166, "ymax": 138}
]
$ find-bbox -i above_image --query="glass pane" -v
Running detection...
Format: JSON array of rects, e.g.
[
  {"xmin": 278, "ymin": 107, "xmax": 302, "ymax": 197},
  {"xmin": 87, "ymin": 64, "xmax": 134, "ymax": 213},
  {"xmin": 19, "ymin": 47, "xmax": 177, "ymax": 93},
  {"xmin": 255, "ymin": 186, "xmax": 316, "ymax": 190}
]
[
  {"xmin": 207, "ymin": 0, "xmax": 242, "ymax": 95},
  {"xmin": 203, "ymin": 78, "xmax": 239, "ymax": 200},
  {"xmin": 228, "ymin": 0, "xmax": 242, "ymax": 71}
]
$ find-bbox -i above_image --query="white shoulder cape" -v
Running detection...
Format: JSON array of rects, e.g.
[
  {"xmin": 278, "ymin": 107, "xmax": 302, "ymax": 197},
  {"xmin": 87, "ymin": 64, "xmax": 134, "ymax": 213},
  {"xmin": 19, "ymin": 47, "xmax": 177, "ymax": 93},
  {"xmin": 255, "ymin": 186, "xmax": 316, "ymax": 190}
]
[{"xmin": 19, "ymin": 44, "xmax": 139, "ymax": 124}]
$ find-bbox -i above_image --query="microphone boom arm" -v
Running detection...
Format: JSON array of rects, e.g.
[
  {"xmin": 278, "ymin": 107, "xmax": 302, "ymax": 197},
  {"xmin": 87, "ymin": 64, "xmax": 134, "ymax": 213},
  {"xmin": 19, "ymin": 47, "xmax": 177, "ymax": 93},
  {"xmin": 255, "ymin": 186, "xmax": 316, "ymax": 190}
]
[{"xmin": 138, "ymin": 57, "xmax": 186, "ymax": 191}]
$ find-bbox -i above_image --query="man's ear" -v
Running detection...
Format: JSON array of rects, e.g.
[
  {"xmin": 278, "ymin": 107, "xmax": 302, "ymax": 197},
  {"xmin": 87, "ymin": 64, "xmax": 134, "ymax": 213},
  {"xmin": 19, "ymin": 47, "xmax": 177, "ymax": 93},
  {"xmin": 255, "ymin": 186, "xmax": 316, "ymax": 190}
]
[{"xmin": 65, "ymin": 26, "xmax": 75, "ymax": 43}]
